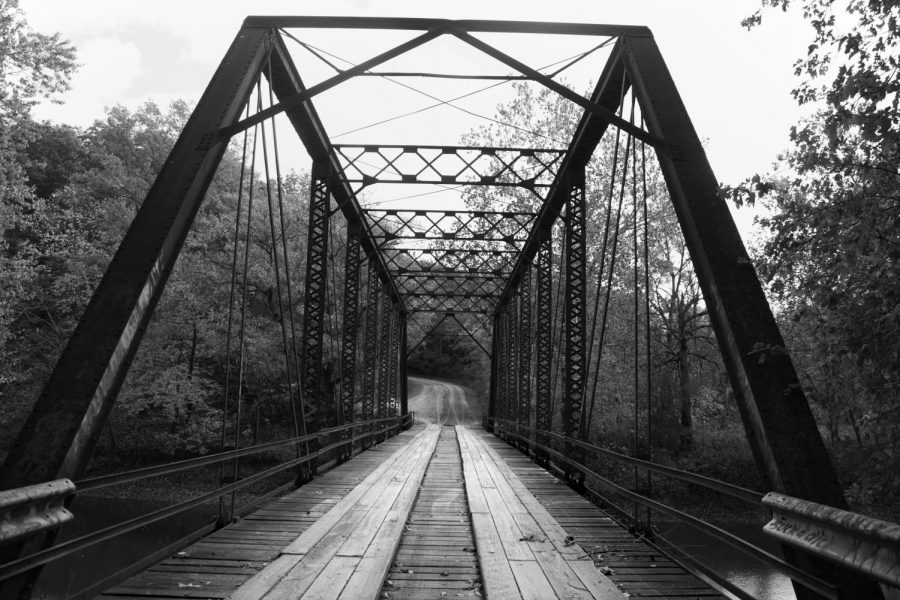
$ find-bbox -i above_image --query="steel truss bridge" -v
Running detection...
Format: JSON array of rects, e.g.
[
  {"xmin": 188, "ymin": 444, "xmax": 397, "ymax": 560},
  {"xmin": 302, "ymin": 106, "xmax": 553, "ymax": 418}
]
[{"xmin": 1, "ymin": 16, "xmax": 898, "ymax": 600}]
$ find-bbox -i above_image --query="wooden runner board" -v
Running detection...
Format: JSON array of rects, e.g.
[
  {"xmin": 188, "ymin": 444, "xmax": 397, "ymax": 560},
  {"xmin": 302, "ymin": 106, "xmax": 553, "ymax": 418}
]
[
  {"xmin": 230, "ymin": 424, "xmax": 441, "ymax": 600},
  {"xmin": 456, "ymin": 426, "xmax": 625, "ymax": 600},
  {"xmin": 476, "ymin": 431, "xmax": 728, "ymax": 599},
  {"xmin": 97, "ymin": 426, "xmax": 424, "ymax": 600},
  {"xmin": 381, "ymin": 425, "xmax": 482, "ymax": 599}
]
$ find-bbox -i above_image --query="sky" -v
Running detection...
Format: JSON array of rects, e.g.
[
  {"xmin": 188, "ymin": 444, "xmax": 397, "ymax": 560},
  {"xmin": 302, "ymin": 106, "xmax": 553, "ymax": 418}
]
[{"xmin": 22, "ymin": 0, "xmax": 813, "ymax": 238}]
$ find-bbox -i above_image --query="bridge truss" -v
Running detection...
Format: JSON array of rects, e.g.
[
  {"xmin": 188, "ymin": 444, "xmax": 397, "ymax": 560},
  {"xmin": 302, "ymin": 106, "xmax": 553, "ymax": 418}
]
[{"xmin": 0, "ymin": 17, "xmax": 886, "ymax": 600}]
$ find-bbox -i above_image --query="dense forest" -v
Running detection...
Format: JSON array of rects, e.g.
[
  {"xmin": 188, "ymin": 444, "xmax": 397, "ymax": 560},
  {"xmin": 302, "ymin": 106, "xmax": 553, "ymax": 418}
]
[{"xmin": 1, "ymin": 0, "xmax": 898, "ymax": 521}]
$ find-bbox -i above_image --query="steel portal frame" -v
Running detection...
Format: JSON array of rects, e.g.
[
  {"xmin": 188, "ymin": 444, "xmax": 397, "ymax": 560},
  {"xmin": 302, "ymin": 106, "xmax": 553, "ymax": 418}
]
[{"xmin": 0, "ymin": 16, "xmax": 877, "ymax": 600}]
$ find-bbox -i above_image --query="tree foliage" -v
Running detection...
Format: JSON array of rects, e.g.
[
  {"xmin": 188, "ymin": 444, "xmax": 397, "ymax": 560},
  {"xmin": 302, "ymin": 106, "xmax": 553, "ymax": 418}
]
[{"xmin": 728, "ymin": 0, "xmax": 900, "ymax": 512}]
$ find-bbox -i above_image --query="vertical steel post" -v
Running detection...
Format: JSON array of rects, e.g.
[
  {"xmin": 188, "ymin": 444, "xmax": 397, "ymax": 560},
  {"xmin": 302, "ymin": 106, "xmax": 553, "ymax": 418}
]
[
  {"xmin": 377, "ymin": 288, "xmax": 393, "ymax": 423},
  {"xmin": 518, "ymin": 267, "xmax": 532, "ymax": 429},
  {"xmin": 339, "ymin": 227, "xmax": 362, "ymax": 457},
  {"xmin": 534, "ymin": 238, "xmax": 553, "ymax": 459},
  {"xmin": 488, "ymin": 313, "xmax": 501, "ymax": 427},
  {"xmin": 507, "ymin": 291, "xmax": 520, "ymax": 425},
  {"xmin": 564, "ymin": 169, "xmax": 587, "ymax": 441},
  {"xmin": 622, "ymin": 34, "xmax": 882, "ymax": 600},
  {"xmin": 300, "ymin": 160, "xmax": 331, "ymax": 437},
  {"xmin": 564, "ymin": 169, "xmax": 587, "ymax": 488},
  {"xmin": 387, "ymin": 302, "xmax": 400, "ymax": 417},
  {"xmin": 399, "ymin": 311, "xmax": 409, "ymax": 416},
  {"xmin": 362, "ymin": 262, "xmax": 380, "ymax": 441}
]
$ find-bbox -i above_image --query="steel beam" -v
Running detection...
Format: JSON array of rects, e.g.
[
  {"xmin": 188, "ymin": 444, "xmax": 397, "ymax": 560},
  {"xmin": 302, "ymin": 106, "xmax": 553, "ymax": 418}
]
[
  {"xmin": 488, "ymin": 313, "xmax": 500, "ymax": 422},
  {"xmin": 377, "ymin": 288, "xmax": 393, "ymax": 418},
  {"xmin": 622, "ymin": 34, "xmax": 882, "ymax": 600},
  {"xmin": 399, "ymin": 312, "xmax": 408, "ymax": 415},
  {"xmin": 362, "ymin": 261, "xmax": 380, "ymax": 424},
  {"xmin": 493, "ymin": 40, "xmax": 629, "ymax": 310},
  {"xmin": 243, "ymin": 16, "xmax": 653, "ymax": 38},
  {"xmin": 387, "ymin": 302, "xmax": 400, "ymax": 416},
  {"xmin": 363, "ymin": 209, "xmax": 536, "ymax": 247},
  {"xmin": 339, "ymin": 227, "xmax": 362, "ymax": 426},
  {"xmin": 299, "ymin": 161, "xmax": 331, "ymax": 433},
  {"xmin": 534, "ymin": 238, "xmax": 553, "ymax": 456},
  {"xmin": 263, "ymin": 35, "xmax": 405, "ymax": 308},
  {"xmin": 565, "ymin": 171, "xmax": 587, "ymax": 441},
  {"xmin": 518, "ymin": 267, "xmax": 532, "ymax": 428},
  {"xmin": 507, "ymin": 293, "xmax": 520, "ymax": 424},
  {"xmin": 225, "ymin": 26, "xmax": 449, "ymax": 139},
  {"xmin": 338, "ymin": 146, "xmax": 563, "ymax": 191},
  {"xmin": 0, "ymin": 26, "xmax": 276, "ymax": 490}
]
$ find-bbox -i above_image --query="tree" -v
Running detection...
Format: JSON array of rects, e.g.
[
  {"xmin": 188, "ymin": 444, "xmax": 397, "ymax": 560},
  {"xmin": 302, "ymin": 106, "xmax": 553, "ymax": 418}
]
[
  {"xmin": 729, "ymin": 1, "xmax": 900, "ymax": 512},
  {"xmin": 0, "ymin": 0, "xmax": 77, "ymax": 119}
]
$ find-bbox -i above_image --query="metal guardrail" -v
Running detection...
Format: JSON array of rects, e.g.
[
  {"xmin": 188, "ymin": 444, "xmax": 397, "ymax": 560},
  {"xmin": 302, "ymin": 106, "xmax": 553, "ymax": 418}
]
[
  {"xmin": 0, "ymin": 413, "xmax": 414, "ymax": 586},
  {"xmin": 484, "ymin": 415, "xmax": 842, "ymax": 600},
  {"xmin": 764, "ymin": 492, "xmax": 900, "ymax": 588},
  {"xmin": 0, "ymin": 479, "xmax": 75, "ymax": 545}
]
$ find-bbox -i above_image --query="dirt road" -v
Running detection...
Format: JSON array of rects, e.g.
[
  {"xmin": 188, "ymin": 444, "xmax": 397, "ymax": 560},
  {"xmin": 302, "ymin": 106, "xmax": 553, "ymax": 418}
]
[{"xmin": 406, "ymin": 377, "xmax": 483, "ymax": 425}]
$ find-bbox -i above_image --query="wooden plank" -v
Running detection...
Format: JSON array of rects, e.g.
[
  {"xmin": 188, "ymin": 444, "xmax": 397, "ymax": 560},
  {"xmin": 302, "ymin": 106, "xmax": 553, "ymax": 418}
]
[
  {"xmin": 230, "ymin": 425, "xmax": 441, "ymax": 600},
  {"xmin": 459, "ymin": 426, "xmax": 627, "ymax": 599},
  {"xmin": 477, "ymin": 432, "xmax": 728, "ymax": 600},
  {"xmin": 510, "ymin": 559, "xmax": 558, "ymax": 600},
  {"xmin": 336, "ymin": 427, "xmax": 441, "ymax": 599},
  {"xmin": 471, "ymin": 511, "xmax": 523, "ymax": 599},
  {"xmin": 284, "ymin": 427, "xmax": 431, "ymax": 554}
]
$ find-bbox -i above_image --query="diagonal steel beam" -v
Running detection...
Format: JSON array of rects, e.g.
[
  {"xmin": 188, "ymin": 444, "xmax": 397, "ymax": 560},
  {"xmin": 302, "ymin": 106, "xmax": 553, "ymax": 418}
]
[
  {"xmin": 221, "ymin": 25, "xmax": 450, "ymax": 139},
  {"xmin": 264, "ymin": 34, "xmax": 406, "ymax": 310},
  {"xmin": 449, "ymin": 28, "xmax": 663, "ymax": 150},
  {"xmin": 493, "ymin": 39, "xmax": 630, "ymax": 312},
  {"xmin": 0, "ymin": 26, "xmax": 276, "ymax": 490}
]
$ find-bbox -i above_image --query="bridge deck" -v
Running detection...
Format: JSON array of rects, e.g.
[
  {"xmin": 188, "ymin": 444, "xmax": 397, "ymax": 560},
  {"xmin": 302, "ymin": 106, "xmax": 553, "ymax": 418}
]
[{"xmin": 100, "ymin": 425, "xmax": 725, "ymax": 600}]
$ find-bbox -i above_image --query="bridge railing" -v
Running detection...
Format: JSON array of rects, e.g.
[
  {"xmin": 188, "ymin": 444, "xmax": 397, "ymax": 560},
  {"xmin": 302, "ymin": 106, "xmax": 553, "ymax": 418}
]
[
  {"xmin": 0, "ymin": 413, "xmax": 413, "ymax": 597},
  {"xmin": 485, "ymin": 416, "xmax": 865, "ymax": 600}
]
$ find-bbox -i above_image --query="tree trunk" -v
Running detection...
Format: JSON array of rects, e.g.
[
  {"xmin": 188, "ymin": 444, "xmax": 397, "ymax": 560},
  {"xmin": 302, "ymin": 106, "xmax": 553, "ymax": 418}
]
[
  {"xmin": 678, "ymin": 340, "xmax": 693, "ymax": 449},
  {"xmin": 848, "ymin": 408, "xmax": 863, "ymax": 447}
]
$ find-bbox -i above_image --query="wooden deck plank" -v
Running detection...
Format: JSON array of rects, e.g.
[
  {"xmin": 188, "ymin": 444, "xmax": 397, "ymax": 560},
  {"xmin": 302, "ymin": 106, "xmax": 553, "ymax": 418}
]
[
  {"xmin": 229, "ymin": 424, "xmax": 441, "ymax": 600},
  {"xmin": 477, "ymin": 431, "xmax": 728, "ymax": 600},
  {"xmin": 458, "ymin": 426, "xmax": 625, "ymax": 599},
  {"xmin": 99, "ymin": 426, "xmax": 423, "ymax": 600}
]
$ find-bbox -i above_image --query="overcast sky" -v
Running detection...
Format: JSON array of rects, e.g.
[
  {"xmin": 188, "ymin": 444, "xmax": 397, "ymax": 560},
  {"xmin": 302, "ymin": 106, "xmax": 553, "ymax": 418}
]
[{"xmin": 22, "ymin": 0, "xmax": 812, "ymax": 237}]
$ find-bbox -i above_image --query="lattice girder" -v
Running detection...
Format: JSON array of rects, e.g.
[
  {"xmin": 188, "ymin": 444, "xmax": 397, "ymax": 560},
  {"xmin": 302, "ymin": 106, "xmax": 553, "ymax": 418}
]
[
  {"xmin": 335, "ymin": 145, "xmax": 565, "ymax": 192},
  {"xmin": 382, "ymin": 247, "xmax": 518, "ymax": 276},
  {"xmin": 363, "ymin": 209, "xmax": 536, "ymax": 248}
]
